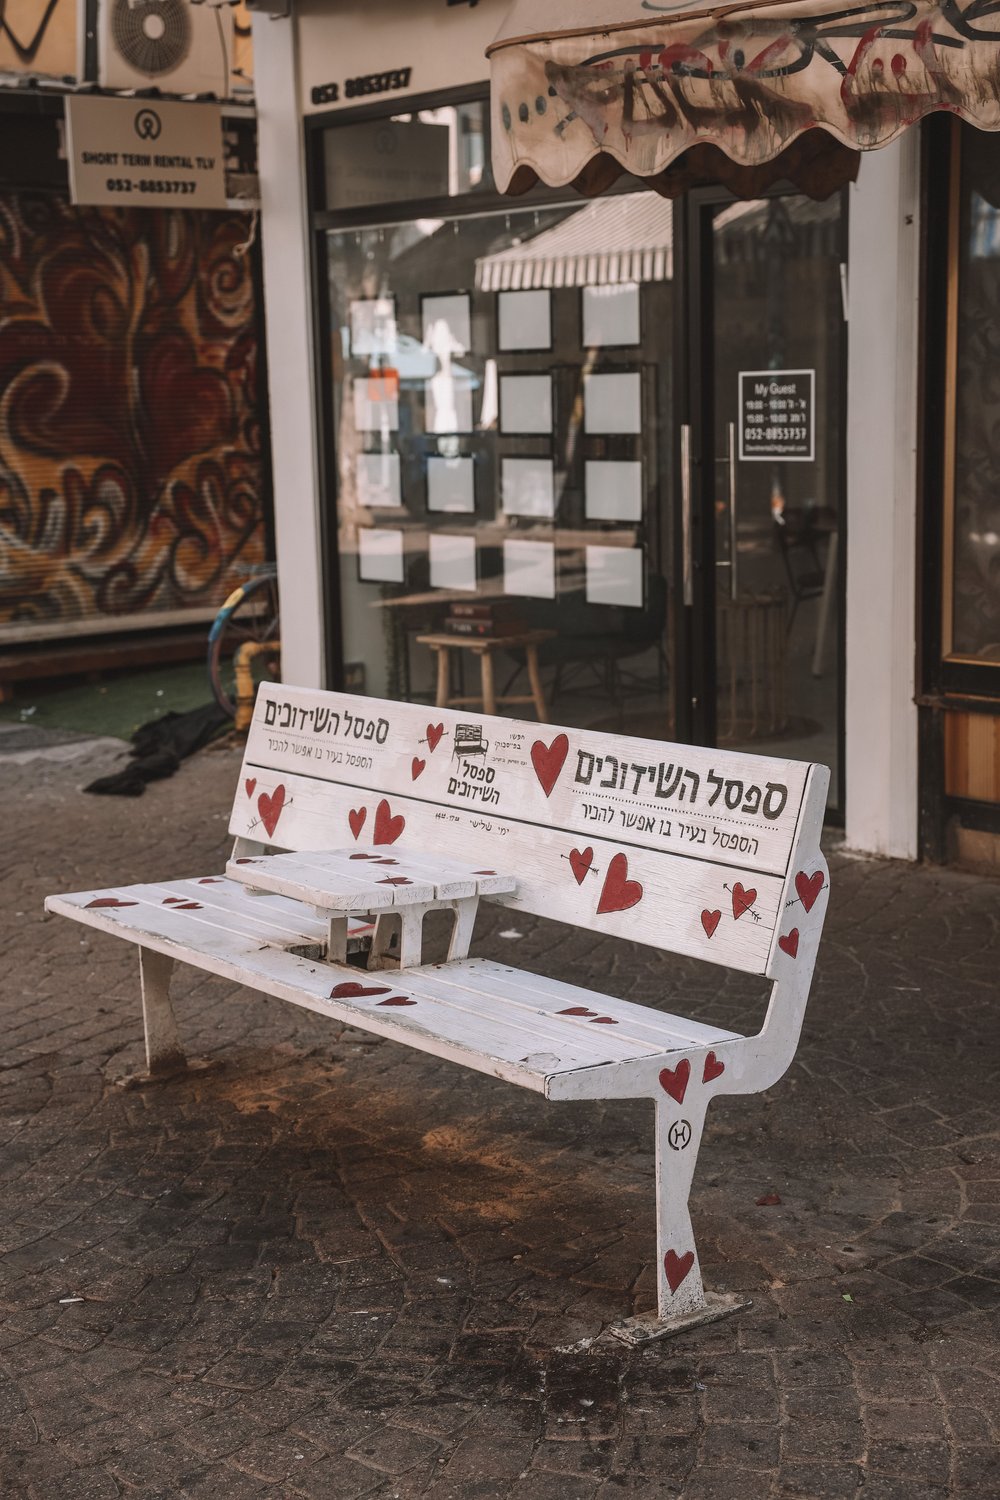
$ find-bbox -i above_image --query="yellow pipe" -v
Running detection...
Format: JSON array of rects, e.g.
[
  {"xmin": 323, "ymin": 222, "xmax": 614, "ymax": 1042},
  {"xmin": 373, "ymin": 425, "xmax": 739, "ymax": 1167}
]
[{"xmin": 233, "ymin": 639, "xmax": 281, "ymax": 731}]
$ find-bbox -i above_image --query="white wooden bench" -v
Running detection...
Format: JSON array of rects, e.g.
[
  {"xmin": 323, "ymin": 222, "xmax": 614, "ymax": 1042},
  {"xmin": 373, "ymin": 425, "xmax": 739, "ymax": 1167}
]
[{"xmin": 46, "ymin": 684, "xmax": 830, "ymax": 1344}]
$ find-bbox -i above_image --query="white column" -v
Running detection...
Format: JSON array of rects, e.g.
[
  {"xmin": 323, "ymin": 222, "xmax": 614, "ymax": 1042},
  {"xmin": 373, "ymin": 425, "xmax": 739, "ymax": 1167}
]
[
  {"xmin": 252, "ymin": 10, "xmax": 326, "ymax": 688},
  {"xmin": 844, "ymin": 135, "xmax": 921, "ymax": 859}
]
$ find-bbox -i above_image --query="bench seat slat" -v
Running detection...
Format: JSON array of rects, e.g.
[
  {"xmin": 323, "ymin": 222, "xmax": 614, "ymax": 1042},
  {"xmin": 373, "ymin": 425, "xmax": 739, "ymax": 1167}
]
[
  {"xmin": 403, "ymin": 962, "xmax": 738, "ymax": 1054},
  {"xmin": 46, "ymin": 887, "xmax": 737, "ymax": 1094}
]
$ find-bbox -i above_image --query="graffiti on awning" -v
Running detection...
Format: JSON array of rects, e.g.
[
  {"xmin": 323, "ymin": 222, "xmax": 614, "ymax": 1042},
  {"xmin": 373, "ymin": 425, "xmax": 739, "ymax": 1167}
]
[{"xmin": 489, "ymin": 0, "xmax": 1000, "ymax": 194}]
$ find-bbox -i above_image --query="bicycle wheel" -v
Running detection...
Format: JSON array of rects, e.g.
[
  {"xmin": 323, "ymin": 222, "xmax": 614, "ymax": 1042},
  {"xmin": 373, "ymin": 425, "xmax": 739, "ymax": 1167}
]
[{"xmin": 207, "ymin": 568, "xmax": 281, "ymax": 719}]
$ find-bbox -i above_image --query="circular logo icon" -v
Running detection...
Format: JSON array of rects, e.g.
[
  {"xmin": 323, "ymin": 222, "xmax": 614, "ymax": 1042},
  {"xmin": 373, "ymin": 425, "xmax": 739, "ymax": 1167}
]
[
  {"xmin": 667, "ymin": 1119, "xmax": 692, "ymax": 1151},
  {"xmin": 134, "ymin": 108, "xmax": 162, "ymax": 142}
]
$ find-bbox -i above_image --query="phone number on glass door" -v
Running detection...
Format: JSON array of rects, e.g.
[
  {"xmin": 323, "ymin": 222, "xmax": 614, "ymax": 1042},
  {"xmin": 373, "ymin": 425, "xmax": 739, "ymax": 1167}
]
[
  {"xmin": 105, "ymin": 179, "xmax": 197, "ymax": 195},
  {"xmin": 744, "ymin": 427, "xmax": 808, "ymax": 443}
]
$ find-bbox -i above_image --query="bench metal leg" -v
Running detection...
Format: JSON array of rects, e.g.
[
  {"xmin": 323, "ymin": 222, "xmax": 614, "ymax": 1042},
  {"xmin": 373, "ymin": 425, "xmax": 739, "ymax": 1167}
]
[
  {"xmin": 609, "ymin": 1100, "xmax": 750, "ymax": 1345},
  {"xmin": 116, "ymin": 947, "xmax": 220, "ymax": 1090}
]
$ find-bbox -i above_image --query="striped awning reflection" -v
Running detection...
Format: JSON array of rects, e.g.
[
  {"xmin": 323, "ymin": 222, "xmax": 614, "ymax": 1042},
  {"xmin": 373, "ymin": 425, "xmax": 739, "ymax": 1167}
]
[{"xmin": 477, "ymin": 192, "xmax": 672, "ymax": 290}]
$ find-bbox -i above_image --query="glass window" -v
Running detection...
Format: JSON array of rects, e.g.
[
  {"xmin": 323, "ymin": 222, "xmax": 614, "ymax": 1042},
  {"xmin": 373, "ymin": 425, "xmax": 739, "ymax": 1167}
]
[
  {"xmin": 321, "ymin": 101, "xmax": 490, "ymax": 212},
  {"xmin": 949, "ymin": 130, "xmax": 1000, "ymax": 663},
  {"xmin": 324, "ymin": 196, "xmax": 676, "ymax": 733}
]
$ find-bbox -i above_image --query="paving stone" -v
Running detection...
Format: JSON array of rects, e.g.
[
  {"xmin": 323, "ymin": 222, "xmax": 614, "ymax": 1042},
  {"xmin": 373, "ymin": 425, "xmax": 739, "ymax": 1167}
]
[{"xmin": 3, "ymin": 744, "xmax": 999, "ymax": 1494}]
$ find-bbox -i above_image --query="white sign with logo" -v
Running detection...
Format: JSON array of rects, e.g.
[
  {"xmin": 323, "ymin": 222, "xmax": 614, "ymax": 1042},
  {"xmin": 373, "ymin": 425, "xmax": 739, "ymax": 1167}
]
[{"xmin": 65, "ymin": 97, "xmax": 227, "ymax": 210}]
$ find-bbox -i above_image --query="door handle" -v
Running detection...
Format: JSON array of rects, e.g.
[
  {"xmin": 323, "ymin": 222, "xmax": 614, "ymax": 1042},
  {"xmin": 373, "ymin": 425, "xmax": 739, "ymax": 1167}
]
[
  {"xmin": 680, "ymin": 423, "xmax": 692, "ymax": 608},
  {"xmin": 728, "ymin": 420, "xmax": 738, "ymax": 601}
]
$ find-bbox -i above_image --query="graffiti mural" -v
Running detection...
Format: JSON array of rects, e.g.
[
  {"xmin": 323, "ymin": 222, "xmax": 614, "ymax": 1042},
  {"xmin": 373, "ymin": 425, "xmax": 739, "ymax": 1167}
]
[{"xmin": 0, "ymin": 196, "xmax": 266, "ymax": 634}]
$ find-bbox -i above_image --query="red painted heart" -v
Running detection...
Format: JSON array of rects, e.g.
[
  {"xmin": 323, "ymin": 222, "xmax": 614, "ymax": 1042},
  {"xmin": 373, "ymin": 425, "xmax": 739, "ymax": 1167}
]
[
  {"xmin": 349, "ymin": 852, "xmax": 376, "ymax": 860},
  {"xmin": 373, "ymin": 798, "xmax": 405, "ymax": 845},
  {"xmin": 597, "ymin": 853, "xmax": 643, "ymax": 915},
  {"xmin": 530, "ymin": 733, "xmax": 569, "ymax": 798},
  {"xmin": 559, "ymin": 1006, "xmax": 598, "ymax": 1017},
  {"xmin": 378, "ymin": 876, "xmax": 412, "ymax": 886},
  {"xmin": 658, "ymin": 1058, "xmax": 690, "ymax": 1105},
  {"xmin": 377, "ymin": 996, "xmax": 418, "ymax": 1007},
  {"xmin": 426, "ymin": 723, "xmax": 444, "ymax": 753},
  {"xmin": 473, "ymin": 870, "xmax": 496, "ymax": 875},
  {"xmin": 244, "ymin": 777, "xmax": 257, "ymax": 798},
  {"xmin": 174, "ymin": 902, "xmax": 202, "ymax": 911},
  {"xmin": 162, "ymin": 897, "xmax": 184, "ymax": 905},
  {"xmin": 701, "ymin": 909, "xmax": 721, "ymax": 939},
  {"xmin": 664, "ymin": 1248, "xmax": 695, "ymax": 1294},
  {"xmin": 349, "ymin": 807, "xmax": 367, "ymax": 841},
  {"xmin": 198, "ymin": 878, "xmax": 223, "ymax": 885},
  {"xmin": 778, "ymin": 928, "xmax": 800, "ymax": 959},
  {"xmin": 703, "ymin": 1051, "xmax": 725, "ymax": 1083},
  {"xmin": 590, "ymin": 1016, "xmax": 618, "ymax": 1025},
  {"xmin": 569, "ymin": 847, "xmax": 594, "ymax": 884},
  {"xmin": 732, "ymin": 882, "xmax": 757, "ymax": 921},
  {"xmin": 795, "ymin": 869, "xmax": 824, "ymax": 914},
  {"xmin": 85, "ymin": 897, "xmax": 137, "ymax": 908},
  {"xmin": 257, "ymin": 785, "xmax": 286, "ymax": 840},
  {"xmin": 329, "ymin": 982, "xmax": 392, "ymax": 998},
  {"xmin": 411, "ymin": 757, "xmax": 426, "ymax": 781}
]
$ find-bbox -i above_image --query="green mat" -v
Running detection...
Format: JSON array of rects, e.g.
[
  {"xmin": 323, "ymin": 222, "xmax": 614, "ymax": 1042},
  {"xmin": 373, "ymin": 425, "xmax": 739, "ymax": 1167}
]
[{"xmin": 0, "ymin": 663, "xmax": 215, "ymax": 743}]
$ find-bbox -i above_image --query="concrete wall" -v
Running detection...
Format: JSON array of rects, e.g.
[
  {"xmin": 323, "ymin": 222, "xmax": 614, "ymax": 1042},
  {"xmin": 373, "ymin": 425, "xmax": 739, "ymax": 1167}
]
[
  {"xmin": 252, "ymin": 10, "xmax": 326, "ymax": 689},
  {"xmin": 844, "ymin": 136, "xmax": 921, "ymax": 860}
]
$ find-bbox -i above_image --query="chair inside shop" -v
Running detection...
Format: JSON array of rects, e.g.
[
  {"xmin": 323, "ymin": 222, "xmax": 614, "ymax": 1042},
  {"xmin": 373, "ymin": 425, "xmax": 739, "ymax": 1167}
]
[
  {"xmin": 501, "ymin": 573, "xmax": 669, "ymax": 714},
  {"xmin": 773, "ymin": 509, "xmax": 826, "ymax": 630}
]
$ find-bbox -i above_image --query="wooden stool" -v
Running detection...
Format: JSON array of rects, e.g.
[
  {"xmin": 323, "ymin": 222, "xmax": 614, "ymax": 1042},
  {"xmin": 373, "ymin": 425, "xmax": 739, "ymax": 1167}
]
[{"xmin": 416, "ymin": 629, "xmax": 555, "ymax": 721}]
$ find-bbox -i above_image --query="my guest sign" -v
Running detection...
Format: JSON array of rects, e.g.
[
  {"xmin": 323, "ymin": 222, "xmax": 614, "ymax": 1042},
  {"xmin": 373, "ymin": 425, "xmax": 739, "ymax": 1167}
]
[
  {"xmin": 65, "ymin": 97, "xmax": 227, "ymax": 209},
  {"xmin": 237, "ymin": 687, "xmax": 811, "ymax": 974}
]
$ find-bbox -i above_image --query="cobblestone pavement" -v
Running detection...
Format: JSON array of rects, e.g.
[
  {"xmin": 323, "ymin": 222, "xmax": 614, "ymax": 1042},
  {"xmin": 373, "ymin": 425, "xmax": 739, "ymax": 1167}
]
[{"xmin": 1, "ymin": 732, "xmax": 998, "ymax": 1500}]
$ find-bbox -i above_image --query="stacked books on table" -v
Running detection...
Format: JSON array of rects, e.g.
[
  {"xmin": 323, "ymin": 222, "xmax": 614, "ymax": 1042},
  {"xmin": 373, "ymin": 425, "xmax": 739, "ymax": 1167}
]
[{"xmin": 443, "ymin": 601, "xmax": 525, "ymax": 638}]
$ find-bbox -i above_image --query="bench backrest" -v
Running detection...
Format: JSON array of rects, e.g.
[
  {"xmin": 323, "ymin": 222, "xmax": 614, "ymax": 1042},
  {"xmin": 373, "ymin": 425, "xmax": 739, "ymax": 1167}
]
[{"xmin": 232, "ymin": 685, "xmax": 829, "ymax": 979}]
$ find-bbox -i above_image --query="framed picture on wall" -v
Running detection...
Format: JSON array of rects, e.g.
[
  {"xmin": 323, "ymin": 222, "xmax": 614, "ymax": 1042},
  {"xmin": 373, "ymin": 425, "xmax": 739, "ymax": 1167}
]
[
  {"xmin": 358, "ymin": 527, "xmax": 405, "ymax": 584},
  {"xmin": 583, "ymin": 371, "xmax": 641, "ymax": 434},
  {"xmin": 585, "ymin": 544, "xmax": 644, "ymax": 607},
  {"xmin": 427, "ymin": 455, "xmax": 476, "ymax": 513},
  {"xmin": 582, "ymin": 283, "xmax": 641, "ymax": 348},
  {"xmin": 499, "ymin": 374, "xmax": 552, "ymax": 434},
  {"xmin": 429, "ymin": 533, "xmax": 477, "ymax": 592},
  {"xmin": 420, "ymin": 292, "xmax": 472, "ymax": 357},
  {"xmin": 585, "ymin": 459, "xmax": 643, "ymax": 522},
  {"xmin": 503, "ymin": 538, "xmax": 555, "ymax": 599},
  {"xmin": 356, "ymin": 452, "xmax": 402, "ymax": 509},
  {"xmin": 497, "ymin": 289, "xmax": 552, "ymax": 351},
  {"xmin": 501, "ymin": 457, "xmax": 555, "ymax": 518},
  {"xmin": 349, "ymin": 296, "xmax": 398, "ymax": 358}
]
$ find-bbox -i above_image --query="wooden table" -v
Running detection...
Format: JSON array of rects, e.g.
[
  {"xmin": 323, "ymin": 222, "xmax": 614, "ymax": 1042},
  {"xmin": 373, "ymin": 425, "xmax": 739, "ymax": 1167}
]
[{"xmin": 416, "ymin": 629, "xmax": 556, "ymax": 721}]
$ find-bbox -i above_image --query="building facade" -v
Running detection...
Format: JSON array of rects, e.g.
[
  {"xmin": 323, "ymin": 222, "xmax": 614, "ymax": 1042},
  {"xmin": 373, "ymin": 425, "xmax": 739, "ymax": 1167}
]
[{"xmin": 249, "ymin": 0, "xmax": 998, "ymax": 867}]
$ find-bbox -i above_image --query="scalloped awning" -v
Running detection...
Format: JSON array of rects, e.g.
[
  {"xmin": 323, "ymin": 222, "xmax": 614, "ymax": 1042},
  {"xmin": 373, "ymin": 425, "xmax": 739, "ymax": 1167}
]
[{"xmin": 487, "ymin": 0, "xmax": 1000, "ymax": 201}]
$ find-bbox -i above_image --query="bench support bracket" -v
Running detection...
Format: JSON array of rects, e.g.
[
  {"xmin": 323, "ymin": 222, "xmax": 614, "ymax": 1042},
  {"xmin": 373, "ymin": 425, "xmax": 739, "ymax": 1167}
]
[{"xmin": 608, "ymin": 1289, "xmax": 751, "ymax": 1346}]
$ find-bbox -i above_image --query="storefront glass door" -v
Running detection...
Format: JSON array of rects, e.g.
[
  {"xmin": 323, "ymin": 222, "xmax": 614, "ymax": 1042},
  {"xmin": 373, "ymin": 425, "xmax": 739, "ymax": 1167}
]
[
  {"xmin": 695, "ymin": 191, "xmax": 846, "ymax": 806},
  {"xmin": 314, "ymin": 103, "xmax": 845, "ymax": 803}
]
